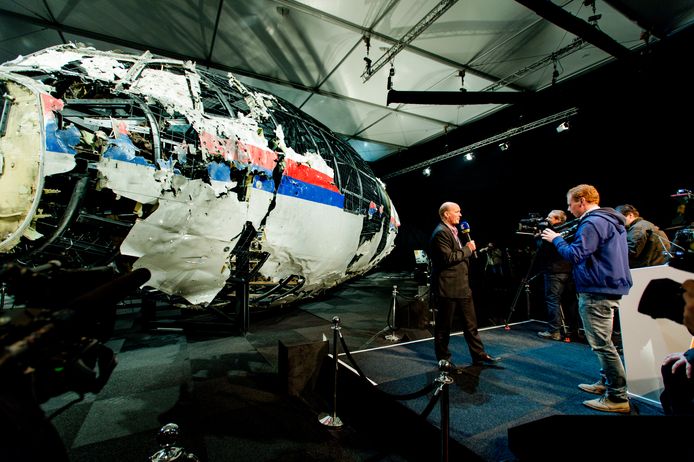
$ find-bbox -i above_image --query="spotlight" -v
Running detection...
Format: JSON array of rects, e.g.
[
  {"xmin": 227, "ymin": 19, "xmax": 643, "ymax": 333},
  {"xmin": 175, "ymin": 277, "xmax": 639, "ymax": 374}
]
[
  {"xmin": 556, "ymin": 121, "xmax": 570, "ymax": 133},
  {"xmin": 498, "ymin": 142, "xmax": 509, "ymax": 151},
  {"xmin": 422, "ymin": 167, "xmax": 431, "ymax": 176},
  {"xmin": 464, "ymin": 152, "xmax": 474, "ymax": 161}
]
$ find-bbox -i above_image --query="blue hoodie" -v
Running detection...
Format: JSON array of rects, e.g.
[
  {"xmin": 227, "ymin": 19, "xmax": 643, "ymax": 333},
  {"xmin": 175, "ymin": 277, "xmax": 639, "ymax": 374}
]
[{"xmin": 551, "ymin": 207, "xmax": 633, "ymax": 295}]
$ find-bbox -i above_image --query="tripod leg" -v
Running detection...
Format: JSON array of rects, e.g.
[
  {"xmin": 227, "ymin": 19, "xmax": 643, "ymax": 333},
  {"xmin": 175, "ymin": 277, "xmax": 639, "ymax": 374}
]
[
  {"xmin": 558, "ymin": 303, "xmax": 568, "ymax": 339},
  {"xmin": 505, "ymin": 250, "xmax": 539, "ymax": 327}
]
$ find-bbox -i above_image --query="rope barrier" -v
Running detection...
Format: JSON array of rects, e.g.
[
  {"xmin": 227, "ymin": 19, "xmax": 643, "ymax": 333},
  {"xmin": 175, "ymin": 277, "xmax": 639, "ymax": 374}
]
[{"xmin": 327, "ymin": 315, "xmax": 455, "ymax": 461}]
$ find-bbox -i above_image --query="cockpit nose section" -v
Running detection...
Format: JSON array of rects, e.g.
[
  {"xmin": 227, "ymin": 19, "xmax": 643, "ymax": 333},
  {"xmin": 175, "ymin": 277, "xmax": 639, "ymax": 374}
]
[{"xmin": 0, "ymin": 78, "xmax": 45, "ymax": 252}]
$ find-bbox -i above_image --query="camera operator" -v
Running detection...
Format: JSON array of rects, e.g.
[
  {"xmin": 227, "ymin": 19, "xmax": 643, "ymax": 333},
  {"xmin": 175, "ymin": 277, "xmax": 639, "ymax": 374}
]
[
  {"xmin": 541, "ymin": 184, "xmax": 632, "ymax": 414},
  {"xmin": 536, "ymin": 210, "xmax": 578, "ymax": 341},
  {"xmin": 660, "ymin": 279, "xmax": 694, "ymax": 415},
  {"xmin": 615, "ymin": 204, "xmax": 670, "ymax": 268}
]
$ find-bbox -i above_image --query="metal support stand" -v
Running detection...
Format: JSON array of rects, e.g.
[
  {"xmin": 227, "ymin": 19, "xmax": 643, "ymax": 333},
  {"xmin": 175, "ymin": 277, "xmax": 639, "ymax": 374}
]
[
  {"xmin": 504, "ymin": 250, "xmax": 539, "ymax": 329},
  {"xmin": 318, "ymin": 316, "xmax": 343, "ymax": 428},
  {"xmin": 385, "ymin": 285, "xmax": 401, "ymax": 341},
  {"xmin": 558, "ymin": 302, "xmax": 571, "ymax": 342},
  {"xmin": 149, "ymin": 423, "xmax": 200, "ymax": 462},
  {"xmin": 436, "ymin": 360, "xmax": 454, "ymax": 462}
]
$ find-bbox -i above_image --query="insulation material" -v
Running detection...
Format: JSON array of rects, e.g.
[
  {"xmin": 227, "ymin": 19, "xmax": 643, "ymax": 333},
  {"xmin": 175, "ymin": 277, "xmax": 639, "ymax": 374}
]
[
  {"xmin": 12, "ymin": 49, "xmax": 87, "ymax": 72},
  {"xmin": 0, "ymin": 80, "xmax": 44, "ymax": 251},
  {"xmin": 129, "ymin": 68, "xmax": 194, "ymax": 114}
]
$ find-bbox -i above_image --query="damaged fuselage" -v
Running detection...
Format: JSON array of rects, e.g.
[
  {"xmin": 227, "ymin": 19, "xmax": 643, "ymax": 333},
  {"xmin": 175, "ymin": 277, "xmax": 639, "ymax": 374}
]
[{"xmin": 0, "ymin": 44, "xmax": 399, "ymax": 309}]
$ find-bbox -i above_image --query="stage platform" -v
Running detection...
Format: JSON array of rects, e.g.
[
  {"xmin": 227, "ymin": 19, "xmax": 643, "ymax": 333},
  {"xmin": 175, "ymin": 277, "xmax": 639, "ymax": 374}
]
[{"xmin": 329, "ymin": 319, "xmax": 667, "ymax": 461}]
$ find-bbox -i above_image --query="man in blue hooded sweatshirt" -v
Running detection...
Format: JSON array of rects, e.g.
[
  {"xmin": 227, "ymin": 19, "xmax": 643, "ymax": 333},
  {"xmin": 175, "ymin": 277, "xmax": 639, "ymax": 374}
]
[{"xmin": 541, "ymin": 184, "xmax": 633, "ymax": 413}]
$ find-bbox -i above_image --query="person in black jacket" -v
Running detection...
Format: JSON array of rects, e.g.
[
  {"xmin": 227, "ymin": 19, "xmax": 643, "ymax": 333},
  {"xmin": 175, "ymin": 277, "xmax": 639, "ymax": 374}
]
[
  {"xmin": 429, "ymin": 202, "xmax": 500, "ymax": 367},
  {"xmin": 615, "ymin": 204, "xmax": 670, "ymax": 268},
  {"xmin": 536, "ymin": 210, "xmax": 577, "ymax": 341}
]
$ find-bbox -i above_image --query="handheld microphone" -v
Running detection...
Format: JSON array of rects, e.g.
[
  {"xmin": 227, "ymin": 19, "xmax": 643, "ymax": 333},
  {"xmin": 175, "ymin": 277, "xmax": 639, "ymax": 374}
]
[{"xmin": 460, "ymin": 221, "xmax": 477, "ymax": 258}]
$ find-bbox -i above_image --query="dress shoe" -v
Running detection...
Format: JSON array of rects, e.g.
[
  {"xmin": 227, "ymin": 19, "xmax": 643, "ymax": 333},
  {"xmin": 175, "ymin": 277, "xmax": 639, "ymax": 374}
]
[
  {"xmin": 474, "ymin": 354, "xmax": 501, "ymax": 365},
  {"xmin": 447, "ymin": 362, "xmax": 465, "ymax": 373},
  {"xmin": 438, "ymin": 360, "xmax": 464, "ymax": 373}
]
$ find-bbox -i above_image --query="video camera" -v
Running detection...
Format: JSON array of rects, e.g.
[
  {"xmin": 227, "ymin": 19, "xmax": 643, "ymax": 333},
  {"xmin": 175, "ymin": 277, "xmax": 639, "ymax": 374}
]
[
  {"xmin": 516, "ymin": 213, "xmax": 579, "ymax": 240},
  {"xmin": 517, "ymin": 213, "xmax": 550, "ymax": 235},
  {"xmin": 669, "ymin": 226, "xmax": 694, "ymax": 273},
  {"xmin": 0, "ymin": 261, "xmax": 150, "ymax": 402},
  {"xmin": 638, "ymin": 278, "xmax": 686, "ymax": 324},
  {"xmin": 637, "ymin": 227, "xmax": 694, "ymax": 324}
]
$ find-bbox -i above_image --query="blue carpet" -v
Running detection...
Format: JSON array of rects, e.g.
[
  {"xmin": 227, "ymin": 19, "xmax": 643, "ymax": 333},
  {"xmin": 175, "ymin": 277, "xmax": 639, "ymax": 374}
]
[{"xmin": 342, "ymin": 320, "xmax": 664, "ymax": 461}]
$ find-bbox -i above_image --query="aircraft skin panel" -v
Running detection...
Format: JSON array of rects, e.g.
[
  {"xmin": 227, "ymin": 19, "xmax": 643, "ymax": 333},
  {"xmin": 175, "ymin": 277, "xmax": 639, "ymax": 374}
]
[
  {"xmin": 0, "ymin": 79, "xmax": 44, "ymax": 251},
  {"xmin": 123, "ymin": 179, "xmax": 245, "ymax": 304},
  {"xmin": 97, "ymin": 157, "xmax": 169, "ymax": 205},
  {"xmin": 0, "ymin": 44, "xmax": 398, "ymax": 310},
  {"xmin": 260, "ymin": 192, "xmax": 364, "ymax": 289}
]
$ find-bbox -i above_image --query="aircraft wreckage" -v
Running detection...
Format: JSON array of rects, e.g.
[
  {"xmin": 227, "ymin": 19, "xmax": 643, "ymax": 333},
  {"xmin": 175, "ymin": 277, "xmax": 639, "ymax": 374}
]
[{"xmin": 0, "ymin": 44, "xmax": 399, "ymax": 312}]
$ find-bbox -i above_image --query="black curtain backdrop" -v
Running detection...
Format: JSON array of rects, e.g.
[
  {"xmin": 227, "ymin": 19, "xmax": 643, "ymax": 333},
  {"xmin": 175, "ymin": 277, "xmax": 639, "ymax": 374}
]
[{"xmin": 371, "ymin": 30, "xmax": 694, "ymax": 324}]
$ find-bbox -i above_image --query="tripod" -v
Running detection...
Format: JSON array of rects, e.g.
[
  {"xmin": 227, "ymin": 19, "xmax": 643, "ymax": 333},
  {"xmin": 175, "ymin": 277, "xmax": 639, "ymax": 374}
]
[{"xmin": 505, "ymin": 249, "xmax": 540, "ymax": 328}]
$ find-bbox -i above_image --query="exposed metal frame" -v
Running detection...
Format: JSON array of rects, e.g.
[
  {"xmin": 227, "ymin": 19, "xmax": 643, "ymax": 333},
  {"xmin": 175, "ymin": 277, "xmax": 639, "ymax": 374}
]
[{"xmin": 381, "ymin": 107, "xmax": 578, "ymax": 179}]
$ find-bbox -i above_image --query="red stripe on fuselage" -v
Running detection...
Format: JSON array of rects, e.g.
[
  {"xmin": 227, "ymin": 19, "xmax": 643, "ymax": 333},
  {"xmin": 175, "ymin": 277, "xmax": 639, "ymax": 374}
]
[{"xmin": 283, "ymin": 158, "xmax": 339, "ymax": 193}]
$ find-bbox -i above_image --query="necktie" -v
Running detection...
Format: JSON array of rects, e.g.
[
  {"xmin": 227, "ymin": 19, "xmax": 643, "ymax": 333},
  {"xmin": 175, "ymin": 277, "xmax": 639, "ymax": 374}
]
[{"xmin": 451, "ymin": 227, "xmax": 461, "ymax": 247}]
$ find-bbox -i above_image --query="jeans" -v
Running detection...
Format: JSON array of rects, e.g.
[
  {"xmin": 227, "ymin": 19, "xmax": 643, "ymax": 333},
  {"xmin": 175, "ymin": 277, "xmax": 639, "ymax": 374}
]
[
  {"xmin": 578, "ymin": 293, "xmax": 628, "ymax": 400},
  {"xmin": 544, "ymin": 273, "xmax": 570, "ymax": 332}
]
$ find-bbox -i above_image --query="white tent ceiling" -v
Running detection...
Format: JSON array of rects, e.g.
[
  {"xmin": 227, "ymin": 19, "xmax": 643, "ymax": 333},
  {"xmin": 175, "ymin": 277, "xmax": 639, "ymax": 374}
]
[{"xmin": 1, "ymin": 0, "xmax": 693, "ymax": 162}]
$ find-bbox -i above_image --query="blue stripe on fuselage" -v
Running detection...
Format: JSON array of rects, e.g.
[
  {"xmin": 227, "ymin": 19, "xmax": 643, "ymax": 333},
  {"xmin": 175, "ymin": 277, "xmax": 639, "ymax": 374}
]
[{"xmin": 252, "ymin": 174, "xmax": 344, "ymax": 208}]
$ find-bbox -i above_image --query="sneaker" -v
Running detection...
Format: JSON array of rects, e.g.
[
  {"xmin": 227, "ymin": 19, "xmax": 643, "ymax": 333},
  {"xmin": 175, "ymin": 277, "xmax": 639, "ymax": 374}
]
[
  {"xmin": 578, "ymin": 380, "xmax": 607, "ymax": 395},
  {"xmin": 582, "ymin": 395, "xmax": 630, "ymax": 414},
  {"xmin": 537, "ymin": 330, "xmax": 561, "ymax": 341}
]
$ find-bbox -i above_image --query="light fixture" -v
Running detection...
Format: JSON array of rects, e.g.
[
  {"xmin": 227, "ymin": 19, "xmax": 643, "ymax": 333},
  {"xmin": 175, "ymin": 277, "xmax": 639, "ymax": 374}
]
[
  {"xmin": 556, "ymin": 121, "xmax": 570, "ymax": 133},
  {"xmin": 464, "ymin": 152, "xmax": 474, "ymax": 161},
  {"xmin": 422, "ymin": 166, "xmax": 431, "ymax": 176},
  {"xmin": 498, "ymin": 142, "xmax": 509, "ymax": 151}
]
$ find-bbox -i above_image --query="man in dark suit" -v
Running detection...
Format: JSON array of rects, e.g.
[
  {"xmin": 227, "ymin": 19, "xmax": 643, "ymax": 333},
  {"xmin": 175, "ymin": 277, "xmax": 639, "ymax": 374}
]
[{"xmin": 429, "ymin": 202, "xmax": 500, "ymax": 367}]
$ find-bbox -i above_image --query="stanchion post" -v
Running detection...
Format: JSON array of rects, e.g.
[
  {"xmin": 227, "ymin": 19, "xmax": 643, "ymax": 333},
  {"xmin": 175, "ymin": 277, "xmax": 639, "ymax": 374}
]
[
  {"xmin": 436, "ymin": 360, "xmax": 454, "ymax": 462},
  {"xmin": 318, "ymin": 316, "xmax": 343, "ymax": 428},
  {"xmin": 149, "ymin": 423, "xmax": 200, "ymax": 462},
  {"xmin": 385, "ymin": 285, "xmax": 401, "ymax": 341}
]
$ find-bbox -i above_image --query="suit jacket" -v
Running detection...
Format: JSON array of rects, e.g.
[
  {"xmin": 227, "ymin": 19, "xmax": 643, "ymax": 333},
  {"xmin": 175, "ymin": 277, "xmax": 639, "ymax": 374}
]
[{"xmin": 429, "ymin": 222, "xmax": 474, "ymax": 298}]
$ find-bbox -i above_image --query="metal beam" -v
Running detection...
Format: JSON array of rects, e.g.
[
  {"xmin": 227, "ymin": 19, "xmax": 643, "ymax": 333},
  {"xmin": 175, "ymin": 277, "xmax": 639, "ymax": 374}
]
[
  {"xmin": 514, "ymin": 0, "xmax": 630, "ymax": 58},
  {"xmin": 387, "ymin": 89, "xmax": 529, "ymax": 106},
  {"xmin": 361, "ymin": 0, "xmax": 459, "ymax": 82},
  {"xmin": 381, "ymin": 107, "xmax": 578, "ymax": 179}
]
